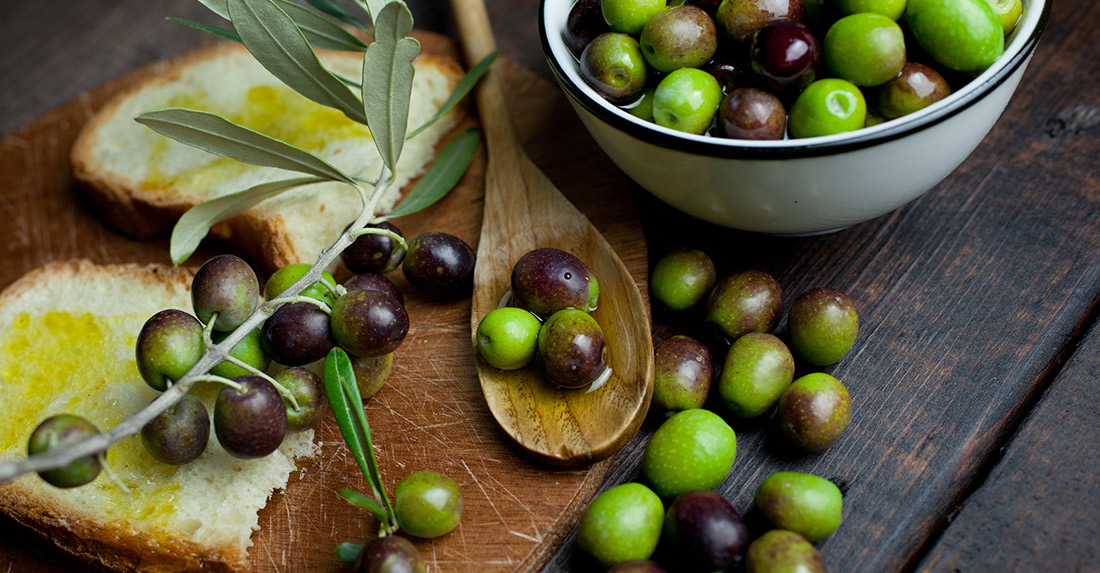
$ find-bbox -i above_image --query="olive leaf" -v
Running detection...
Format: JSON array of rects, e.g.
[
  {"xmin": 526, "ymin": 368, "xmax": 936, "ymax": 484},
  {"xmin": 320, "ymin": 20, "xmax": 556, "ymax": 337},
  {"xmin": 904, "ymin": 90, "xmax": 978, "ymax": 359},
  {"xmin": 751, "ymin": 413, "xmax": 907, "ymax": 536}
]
[
  {"xmin": 136, "ymin": 108, "xmax": 357, "ymax": 185},
  {"xmin": 303, "ymin": 0, "xmax": 370, "ymax": 34},
  {"xmin": 323, "ymin": 347, "xmax": 395, "ymax": 528},
  {"xmin": 382, "ymin": 128, "xmax": 479, "ymax": 220},
  {"xmin": 227, "ymin": 0, "xmax": 368, "ymax": 124},
  {"xmin": 340, "ymin": 487, "xmax": 388, "ymax": 521},
  {"xmin": 169, "ymin": 177, "xmax": 324, "ymax": 264},
  {"xmin": 407, "ymin": 51, "xmax": 497, "ymax": 139},
  {"xmin": 362, "ymin": 1, "xmax": 419, "ymax": 171},
  {"xmin": 195, "ymin": 0, "xmax": 367, "ymax": 51}
]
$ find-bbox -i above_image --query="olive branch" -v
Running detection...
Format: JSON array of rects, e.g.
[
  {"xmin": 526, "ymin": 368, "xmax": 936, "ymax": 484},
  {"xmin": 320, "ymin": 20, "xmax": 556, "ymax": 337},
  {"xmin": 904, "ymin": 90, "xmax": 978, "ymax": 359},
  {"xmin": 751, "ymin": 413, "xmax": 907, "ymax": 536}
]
[{"xmin": 0, "ymin": 0, "xmax": 493, "ymax": 544}]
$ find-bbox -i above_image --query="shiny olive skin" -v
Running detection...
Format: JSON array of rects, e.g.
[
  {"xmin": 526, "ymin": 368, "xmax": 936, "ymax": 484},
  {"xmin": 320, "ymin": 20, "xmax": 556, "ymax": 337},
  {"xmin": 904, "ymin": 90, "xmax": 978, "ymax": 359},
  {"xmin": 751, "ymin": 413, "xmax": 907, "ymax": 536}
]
[
  {"xmin": 264, "ymin": 263, "xmax": 338, "ymax": 306},
  {"xmin": 653, "ymin": 68, "xmax": 723, "ymax": 135},
  {"xmin": 330, "ymin": 289, "xmax": 410, "ymax": 358},
  {"xmin": 210, "ymin": 328, "xmax": 270, "ymax": 379},
  {"xmin": 754, "ymin": 471, "xmax": 843, "ymax": 541},
  {"xmin": 788, "ymin": 78, "xmax": 867, "ymax": 138},
  {"xmin": 27, "ymin": 414, "xmax": 102, "ymax": 488},
  {"xmin": 191, "ymin": 254, "xmax": 259, "ymax": 332},
  {"xmin": 275, "ymin": 367, "xmax": 328, "ymax": 431},
  {"xmin": 650, "ymin": 248, "xmax": 716, "ymax": 311},
  {"xmin": 214, "ymin": 375, "xmax": 288, "ymax": 459},
  {"xmin": 745, "ymin": 529, "xmax": 826, "ymax": 573},
  {"xmin": 877, "ymin": 62, "xmax": 951, "ymax": 120},
  {"xmin": 537, "ymin": 309, "xmax": 609, "ymax": 389},
  {"xmin": 652, "ymin": 335, "xmax": 713, "ymax": 411},
  {"xmin": 824, "ymin": 13, "xmax": 907, "ymax": 87},
  {"xmin": 344, "ymin": 273, "xmax": 405, "ymax": 306},
  {"xmin": 136, "ymin": 309, "xmax": 206, "ymax": 391},
  {"xmin": 355, "ymin": 535, "xmax": 425, "ymax": 573},
  {"xmin": 750, "ymin": 19, "xmax": 822, "ymax": 96},
  {"xmin": 664, "ymin": 489, "xmax": 750, "ymax": 572},
  {"xmin": 565, "ymin": 0, "xmax": 611, "ymax": 56},
  {"xmin": 907, "ymin": 0, "xmax": 1005, "ymax": 73},
  {"xmin": 716, "ymin": 0, "xmax": 805, "ymax": 42},
  {"xmin": 342, "ymin": 221, "xmax": 406, "ymax": 275},
  {"xmin": 581, "ymin": 32, "xmax": 650, "ymax": 105},
  {"xmin": 787, "ymin": 287, "xmax": 859, "ymax": 365},
  {"xmin": 402, "ymin": 232, "xmax": 476, "ymax": 299},
  {"xmin": 704, "ymin": 269, "xmax": 783, "ymax": 342},
  {"xmin": 394, "ymin": 471, "xmax": 463, "ymax": 538},
  {"xmin": 639, "ymin": 5, "xmax": 718, "ymax": 73},
  {"xmin": 576, "ymin": 483, "xmax": 665, "ymax": 567},
  {"xmin": 642, "ymin": 409, "xmax": 737, "ymax": 498},
  {"xmin": 718, "ymin": 332, "xmax": 795, "ymax": 419},
  {"xmin": 776, "ymin": 372, "xmax": 851, "ymax": 451},
  {"xmin": 718, "ymin": 87, "xmax": 787, "ymax": 140},
  {"xmin": 140, "ymin": 393, "xmax": 210, "ymax": 465},
  {"xmin": 261, "ymin": 302, "xmax": 335, "ymax": 366},
  {"xmin": 512, "ymin": 248, "xmax": 598, "ymax": 317},
  {"xmin": 703, "ymin": 55, "xmax": 749, "ymax": 96}
]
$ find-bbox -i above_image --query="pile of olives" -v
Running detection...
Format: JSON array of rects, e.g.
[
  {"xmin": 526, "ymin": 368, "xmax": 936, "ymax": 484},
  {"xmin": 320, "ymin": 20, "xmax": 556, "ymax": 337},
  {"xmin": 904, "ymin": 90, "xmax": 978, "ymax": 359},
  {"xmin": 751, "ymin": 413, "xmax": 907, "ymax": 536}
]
[
  {"xmin": 571, "ymin": 247, "xmax": 861, "ymax": 569},
  {"xmin": 565, "ymin": 0, "xmax": 1022, "ymax": 139},
  {"xmin": 475, "ymin": 247, "xmax": 610, "ymax": 390}
]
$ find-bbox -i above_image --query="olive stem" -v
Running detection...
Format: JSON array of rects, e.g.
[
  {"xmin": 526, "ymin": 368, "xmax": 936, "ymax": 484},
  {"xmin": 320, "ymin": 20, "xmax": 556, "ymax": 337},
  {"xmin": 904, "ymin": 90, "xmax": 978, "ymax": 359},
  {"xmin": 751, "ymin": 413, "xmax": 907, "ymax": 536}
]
[
  {"xmin": 262, "ymin": 295, "xmax": 332, "ymax": 315},
  {"xmin": 97, "ymin": 453, "xmax": 132, "ymax": 495},
  {"xmin": 0, "ymin": 174, "xmax": 393, "ymax": 482},
  {"xmin": 217, "ymin": 355, "xmax": 301, "ymax": 412},
  {"xmin": 349, "ymin": 227, "xmax": 408, "ymax": 255}
]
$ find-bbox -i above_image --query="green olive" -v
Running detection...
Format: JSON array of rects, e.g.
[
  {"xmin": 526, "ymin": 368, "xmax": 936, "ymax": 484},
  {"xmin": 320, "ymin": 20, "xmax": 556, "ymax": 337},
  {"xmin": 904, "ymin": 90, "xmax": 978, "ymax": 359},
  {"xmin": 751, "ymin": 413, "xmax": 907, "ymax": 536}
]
[
  {"xmin": 754, "ymin": 471, "xmax": 843, "ymax": 541},
  {"xmin": 642, "ymin": 408, "xmax": 737, "ymax": 498},
  {"xmin": 576, "ymin": 482, "xmax": 665, "ymax": 567},
  {"xmin": 907, "ymin": 0, "xmax": 1005, "ymax": 73},
  {"xmin": 395, "ymin": 471, "xmax": 463, "ymax": 538}
]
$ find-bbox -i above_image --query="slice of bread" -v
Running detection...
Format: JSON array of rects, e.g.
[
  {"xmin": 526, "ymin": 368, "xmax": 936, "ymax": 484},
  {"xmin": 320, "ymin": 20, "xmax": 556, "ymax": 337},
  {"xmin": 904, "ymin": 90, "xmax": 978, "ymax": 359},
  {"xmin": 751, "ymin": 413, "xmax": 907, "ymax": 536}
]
[
  {"xmin": 0, "ymin": 260, "xmax": 320, "ymax": 572},
  {"xmin": 72, "ymin": 42, "xmax": 464, "ymax": 273}
]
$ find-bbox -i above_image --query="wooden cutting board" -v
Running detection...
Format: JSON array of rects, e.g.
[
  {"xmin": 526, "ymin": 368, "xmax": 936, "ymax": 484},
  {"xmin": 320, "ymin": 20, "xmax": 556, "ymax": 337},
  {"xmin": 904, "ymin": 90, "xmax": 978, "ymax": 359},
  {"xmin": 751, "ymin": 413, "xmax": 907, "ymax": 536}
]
[{"xmin": 0, "ymin": 31, "xmax": 650, "ymax": 572}]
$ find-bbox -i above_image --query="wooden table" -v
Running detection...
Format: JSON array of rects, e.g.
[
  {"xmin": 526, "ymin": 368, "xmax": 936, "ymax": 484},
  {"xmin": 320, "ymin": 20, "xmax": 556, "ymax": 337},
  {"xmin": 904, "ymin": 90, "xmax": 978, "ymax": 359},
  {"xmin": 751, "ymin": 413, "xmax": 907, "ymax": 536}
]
[{"xmin": 2, "ymin": 1, "xmax": 1098, "ymax": 572}]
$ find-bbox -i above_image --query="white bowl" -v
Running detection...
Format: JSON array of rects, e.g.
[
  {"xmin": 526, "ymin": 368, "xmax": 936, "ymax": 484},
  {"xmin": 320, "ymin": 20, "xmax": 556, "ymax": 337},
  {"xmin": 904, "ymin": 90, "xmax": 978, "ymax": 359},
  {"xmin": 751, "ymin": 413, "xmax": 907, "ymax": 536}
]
[{"xmin": 539, "ymin": 0, "xmax": 1050, "ymax": 235}]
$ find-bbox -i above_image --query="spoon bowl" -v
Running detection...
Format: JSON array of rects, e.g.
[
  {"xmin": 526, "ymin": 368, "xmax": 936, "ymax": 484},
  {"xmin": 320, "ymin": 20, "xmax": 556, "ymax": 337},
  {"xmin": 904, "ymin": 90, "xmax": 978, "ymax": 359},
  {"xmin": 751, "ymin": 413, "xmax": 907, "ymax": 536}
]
[{"xmin": 451, "ymin": 0, "xmax": 654, "ymax": 465}]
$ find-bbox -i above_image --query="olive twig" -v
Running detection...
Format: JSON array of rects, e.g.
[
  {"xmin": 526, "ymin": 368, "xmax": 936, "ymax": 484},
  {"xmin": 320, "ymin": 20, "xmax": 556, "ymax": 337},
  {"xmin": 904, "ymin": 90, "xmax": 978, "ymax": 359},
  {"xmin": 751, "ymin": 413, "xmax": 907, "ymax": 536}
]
[
  {"xmin": 350, "ymin": 227, "xmax": 408, "ymax": 255},
  {"xmin": 262, "ymin": 295, "xmax": 333, "ymax": 315}
]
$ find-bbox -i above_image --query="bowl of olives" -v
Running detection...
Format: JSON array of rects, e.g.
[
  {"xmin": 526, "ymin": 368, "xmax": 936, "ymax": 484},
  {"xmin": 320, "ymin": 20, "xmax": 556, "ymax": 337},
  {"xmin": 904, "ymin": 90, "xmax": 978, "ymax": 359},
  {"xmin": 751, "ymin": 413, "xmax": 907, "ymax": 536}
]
[{"xmin": 539, "ymin": 0, "xmax": 1050, "ymax": 235}]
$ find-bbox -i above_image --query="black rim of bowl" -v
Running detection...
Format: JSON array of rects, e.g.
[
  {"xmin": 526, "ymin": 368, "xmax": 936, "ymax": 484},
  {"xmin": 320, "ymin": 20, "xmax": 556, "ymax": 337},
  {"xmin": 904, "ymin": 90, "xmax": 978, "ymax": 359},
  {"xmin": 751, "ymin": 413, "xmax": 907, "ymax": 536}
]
[{"xmin": 538, "ymin": 0, "xmax": 1052, "ymax": 160}]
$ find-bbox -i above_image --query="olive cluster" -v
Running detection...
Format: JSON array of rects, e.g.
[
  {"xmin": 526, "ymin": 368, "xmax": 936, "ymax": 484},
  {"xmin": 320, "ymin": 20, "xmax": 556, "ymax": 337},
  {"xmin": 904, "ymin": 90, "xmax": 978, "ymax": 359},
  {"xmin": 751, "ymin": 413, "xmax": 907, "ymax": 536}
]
[
  {"xmin": 576, "ymin": 469, "xmax": 842, "ymax": 571},
  {"xmin": 571, "ymin": 247, "xmax": 861, "ymax": 569},
  {"xmin": 565, "ymin": 0, "xmax": 1021, "ymax": 140},
  {"xmin": 474, "ymin": 248, "xmax": 608, "ymax": 390}
]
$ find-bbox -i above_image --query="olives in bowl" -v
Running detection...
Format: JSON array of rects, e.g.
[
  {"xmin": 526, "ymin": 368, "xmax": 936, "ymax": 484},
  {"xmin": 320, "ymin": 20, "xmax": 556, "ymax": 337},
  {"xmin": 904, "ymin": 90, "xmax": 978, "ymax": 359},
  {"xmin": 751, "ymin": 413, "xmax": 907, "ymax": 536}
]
[{"xmin": 540, "ymin": 0, "xmax": 1049, "ymax": 234}]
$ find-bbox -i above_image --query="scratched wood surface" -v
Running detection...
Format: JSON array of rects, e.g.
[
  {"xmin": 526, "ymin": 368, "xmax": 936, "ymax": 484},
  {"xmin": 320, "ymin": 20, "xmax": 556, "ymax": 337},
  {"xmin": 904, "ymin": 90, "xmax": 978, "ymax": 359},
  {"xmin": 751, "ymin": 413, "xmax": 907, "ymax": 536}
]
[
  {"xmin": 0, "ymin": 20, "xmax": 648, "ymax": 573},
  {"xmin": 4, "ymin": 0, "xmax": 1100, "ymax": 572}
]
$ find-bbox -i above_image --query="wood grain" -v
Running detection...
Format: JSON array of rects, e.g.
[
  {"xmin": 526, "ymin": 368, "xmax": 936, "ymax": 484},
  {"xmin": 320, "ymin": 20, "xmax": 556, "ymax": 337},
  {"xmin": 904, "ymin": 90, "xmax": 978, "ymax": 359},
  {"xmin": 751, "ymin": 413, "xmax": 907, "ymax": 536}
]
[{"xmin": 0, "ymin": 32, "xmax": 650, "ymax": 573}]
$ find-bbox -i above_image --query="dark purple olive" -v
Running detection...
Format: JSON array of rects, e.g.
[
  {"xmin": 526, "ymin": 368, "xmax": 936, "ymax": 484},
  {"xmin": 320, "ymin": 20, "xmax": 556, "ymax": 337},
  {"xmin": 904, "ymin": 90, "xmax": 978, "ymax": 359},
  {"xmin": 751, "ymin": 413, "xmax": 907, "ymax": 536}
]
[
  {"xmin": 402, "ymin": 232, "xmax": 476, "ymax": 300},
  {"xmin": 664, "ymin": 489, "xmax": 750, "ymax": 571},
  {"xmin": 511, "ymin": 247, "xmax": 598, "ymax": 318},
  {"xmin": 27, "ymin": 414, "xmax": 102, "ymax": 488},
  {"xmin": 261, "ymin": 302, "xmax": 335, "ymax": 366},
  {"xmin": 718, "ymin": 87, "xmax": 787, "ymax": 140},
  {"xmin": 214, "ymin": 375, "xmax": 288, "ymax": 459},
  {"xmin": 536, "ymin": 309, "xmax": 609, "ymax": 389},
  {"xmin": 776, "ymin": 372, "xmax": 851, "ymax": 451},
  {"xmin": 687, "ymin": 0, "xmax": 724, "ymax": 15},
  {"xmin": 330, "ymin": 289, "xmax": 410, "ymax": 358},
  {"xmin": 564, "ymin": 0, "xmax": 610, "ymax": 56},
  {"xmin": 344, "ymin": 273, "xmax": 405, "ymax": 306},
  {"xmin": 275, "ymin": 367, "xmax": 328, "ymax": 431},
  {"xmin": 750, "ymin": 19, "xmax": 821, "ymax": 96},
  {"xmin": 140, "ymin": 393, "xmax": 210, "ymax": 465},
  {"xmin": 703, "ymin": 55, "xmax": 749, "ymax": 95},
  {"xmin": 191, "ymin": 254, "xmax": 259, "ymax": 332},
  {"xmin": 342, "ymin": 221, "xmax": 406, "ymax": 274},
  {"xmin": 652, "ymin": 335, "xmax": 713, "ymax": 410},
  {"xmin": 355, "ymin": 535, "xmax": 425, "ymax": 573}
]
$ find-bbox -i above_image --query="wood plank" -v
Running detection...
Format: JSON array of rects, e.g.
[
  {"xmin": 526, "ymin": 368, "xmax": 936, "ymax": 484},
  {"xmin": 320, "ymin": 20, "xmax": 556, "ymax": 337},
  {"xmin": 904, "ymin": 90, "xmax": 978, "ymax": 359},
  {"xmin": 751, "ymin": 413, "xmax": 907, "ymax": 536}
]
[
  {"xmin": 541, "ymin": 0, "xmax": 1100, "ymax": 569},
  {"xmin": 918, "ymin": 313, "xmax": 1100, "ymax": 572}
]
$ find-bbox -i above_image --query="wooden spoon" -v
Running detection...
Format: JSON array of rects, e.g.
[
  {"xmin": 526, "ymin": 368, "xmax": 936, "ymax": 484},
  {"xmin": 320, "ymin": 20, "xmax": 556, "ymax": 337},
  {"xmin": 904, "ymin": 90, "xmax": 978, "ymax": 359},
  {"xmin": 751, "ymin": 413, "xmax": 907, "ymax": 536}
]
[{"xmin": 450, "ymin": 0, "xmax": 654, "ymax": 465}]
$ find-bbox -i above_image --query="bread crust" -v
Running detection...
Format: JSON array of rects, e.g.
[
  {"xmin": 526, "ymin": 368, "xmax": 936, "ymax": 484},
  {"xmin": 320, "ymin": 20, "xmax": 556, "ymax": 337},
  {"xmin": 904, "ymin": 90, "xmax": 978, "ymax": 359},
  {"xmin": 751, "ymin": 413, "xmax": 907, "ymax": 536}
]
[
  {"xmin": 0, "ymin": 260, "xmax": 246, "ymax": 572},
  {"xmin": 71, "ymin": 42, "xmax": 466, "ymax": 272}
]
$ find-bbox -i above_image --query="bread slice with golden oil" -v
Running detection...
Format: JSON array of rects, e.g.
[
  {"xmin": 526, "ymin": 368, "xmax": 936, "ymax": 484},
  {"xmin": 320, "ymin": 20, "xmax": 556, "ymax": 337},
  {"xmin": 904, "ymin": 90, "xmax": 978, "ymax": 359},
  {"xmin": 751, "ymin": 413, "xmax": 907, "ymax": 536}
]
[
  {"xmin": 72, "ymin": 42, "xmax": 464, "ymax": 273},
  {"xmin": 0, "ymin": 259, "xmax": 319, "ymax": 572}
]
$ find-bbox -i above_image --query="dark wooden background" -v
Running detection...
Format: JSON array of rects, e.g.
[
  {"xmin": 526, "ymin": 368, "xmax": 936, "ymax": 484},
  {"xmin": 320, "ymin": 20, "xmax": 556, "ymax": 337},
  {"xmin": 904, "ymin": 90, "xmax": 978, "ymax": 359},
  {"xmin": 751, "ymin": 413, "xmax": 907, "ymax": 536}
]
[{"xmin": 2, "ymin": 0, "xmax": 1099, "ymax": 572}]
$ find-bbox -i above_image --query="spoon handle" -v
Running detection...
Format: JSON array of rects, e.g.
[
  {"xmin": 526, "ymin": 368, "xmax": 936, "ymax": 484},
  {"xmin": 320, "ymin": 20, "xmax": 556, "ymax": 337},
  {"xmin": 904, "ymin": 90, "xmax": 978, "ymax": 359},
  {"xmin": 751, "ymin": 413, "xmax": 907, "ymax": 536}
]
[{"xmin": 448, "ymin": 0, "xmax": 521, "ymax": 155}]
